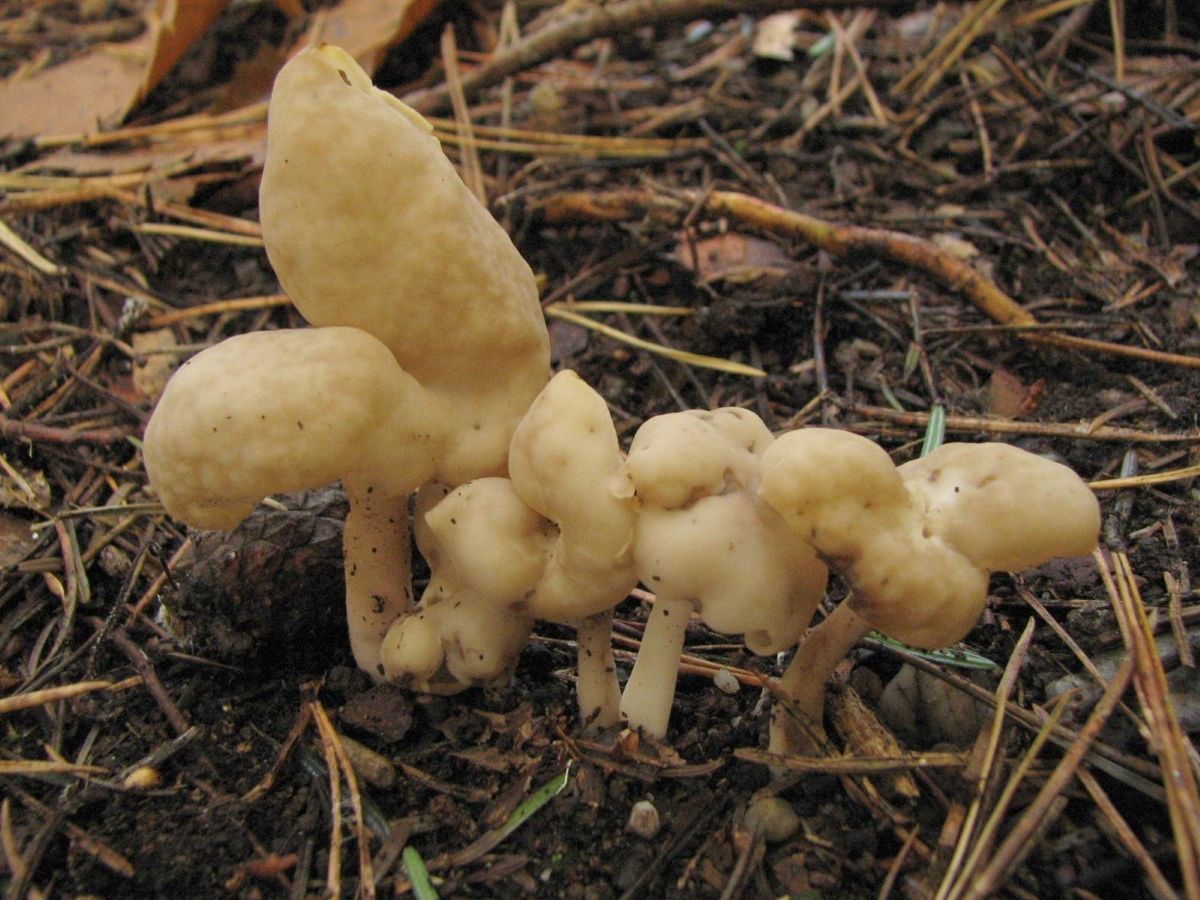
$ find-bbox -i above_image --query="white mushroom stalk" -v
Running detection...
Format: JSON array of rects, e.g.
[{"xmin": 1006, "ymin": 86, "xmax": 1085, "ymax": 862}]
[
  {"xmin": 615, "ymin": 408, "xmax": 828, "ymax": 739},
  {"xmin": 758, "ymin": 429, "xmax": 1101, "ymax": 755},
  {"xmin": 143, "ymin": 45, "xmax": 550, "ymax": 678}
]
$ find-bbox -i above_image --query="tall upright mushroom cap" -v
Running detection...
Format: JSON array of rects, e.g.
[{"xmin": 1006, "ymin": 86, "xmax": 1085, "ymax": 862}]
[
  {"xmin": 507, "ymin": 370, "xmax": 637, "ymax": 621},
  {"xmin": 260, "ymin": 45, "xmax": 550, "ymax": 483}
]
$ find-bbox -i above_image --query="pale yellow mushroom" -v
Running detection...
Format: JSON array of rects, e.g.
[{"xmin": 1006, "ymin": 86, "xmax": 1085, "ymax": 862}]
[
  {"xmin": 758, "ymin": 429, "xmax": 1100, "ymax": 755},
  {"xmin": 259, "ymin": 44, "xmax": 549, "ymax": 485},
  {"xmin": 381, "ymin": 371, "xmax": 637, "ymax": 726},
  {"xmin": 143, "ymin": 327, "xmax": 441, "ymax": 676},
  {"xmin": 615, "ymin": 408, "xmax": 828, "ymax": 739},
  {"xmin": 144, "ymin": 45, "xmax": 549, "ymax": 678},
  {"xmin": 380, "ymin": 478, "xmax": 539, "ymax": 692}
]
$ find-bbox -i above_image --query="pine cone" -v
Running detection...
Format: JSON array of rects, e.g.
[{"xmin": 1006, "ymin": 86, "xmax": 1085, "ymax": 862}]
[{"xmin": 163, "ymin": 487, "xmax": 349, "ymax": 671}]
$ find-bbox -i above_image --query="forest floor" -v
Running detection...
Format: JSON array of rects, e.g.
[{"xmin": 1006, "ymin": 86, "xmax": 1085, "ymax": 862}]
[{"xmin": 1, "ymin": 1, "xmax": 1199, "ymax": 897}]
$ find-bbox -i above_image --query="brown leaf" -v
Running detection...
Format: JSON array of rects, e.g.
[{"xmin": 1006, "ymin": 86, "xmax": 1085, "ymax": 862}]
[
  {"xmin": 213, "ymin": 0, "xmax": 443, "ymax": 116},
  {"xmin": 0, "ymin": 0, "xmax": 229, "ymax": 140},
  {"xmin": 301, "ymin": 0, "xmax": 442, "ymax": 72},
  {"xmin": 675, "ymin": 231, "xmax": 792, "ymax": 281},
  {"xmin": 987, "ymin": 368, "xmax": 1045, "ymax": 419}
]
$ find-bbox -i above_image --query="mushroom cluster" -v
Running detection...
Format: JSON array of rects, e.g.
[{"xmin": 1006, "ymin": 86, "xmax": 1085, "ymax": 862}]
[
  {"xmin": 613, "ymin": 407, "xmax": 828, "ymax": 738},
  {"xmin": 144, "ymin": 44, "xmax": 1101, "ymax": 753},
  {"xmin": 143, "ymin": 45, "xmax": 549, "ymax": 678}
]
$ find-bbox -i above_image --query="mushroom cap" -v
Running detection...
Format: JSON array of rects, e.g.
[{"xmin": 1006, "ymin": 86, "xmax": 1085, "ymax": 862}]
[
  {"xmin": 379, "ymin": 590, "xmax": 534, "ymax": 693},
  {"xmin": 899, "ymin": 442, "xmax": 1100, "ymax": 572},
  {"xmin": 143, "ymin": 327, "xmax": 439, "ymax": 529},
  {"xmin": 757, "ymin": 427, "xmax": 911, "ymax": 560},
  {"xmin": 382, "ymin": 478, "xmax": 540, "ymax": 692},
  {"xmin": 618, "ymin": 406, "xmax": 828, "ymax": 652},
  {"xmin": 615, "ymin": 407, "xmax": 775, "ymax": 509},
  {"xmin": 422, "ymin": 477, "xmax": 550, "ymax": 606},
  {"xmin": 260, "ymin": 45, "xmax": 549, "ymax": 483},
  {"xmin": 635, "ymin": 492, "xmax": 827, "ymax": 654},
  {"xmin": 507, "ymin": 370, "xmax": 638, "ymax": 622},
  {"xmin": 760, "ymin": 429, "xmax": 1100, "ymax": 649}
]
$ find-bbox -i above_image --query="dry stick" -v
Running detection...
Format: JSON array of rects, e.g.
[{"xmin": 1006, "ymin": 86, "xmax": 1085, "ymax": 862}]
[
  {"xmin": 105, "ymin": 627, "xmax": 190, "ymax": 736},
  {"xmin": 1101, "ymin": 548, "xmax": 1200, "ymax": 899},
  {"xmin": 145, "ymin": 293, "xmax": 291, "ymax": 328},
  {"xmin": 0, "ymin": 677, "xmax": 140, "ymax": 715},
  {"xmin": 0, "ymin": 414, "xmax": 134, "ymax": 447},
  {"xmin": 402, "ymin": 0, "xmax": 905, "ymax": 114},
  {"xmin": 959, "ymin": 655, "xmax": 1136, "ymax": 900},
  {"xmin": 536, "ymin": 189, "xmax": 1200, "ymax": 371}
]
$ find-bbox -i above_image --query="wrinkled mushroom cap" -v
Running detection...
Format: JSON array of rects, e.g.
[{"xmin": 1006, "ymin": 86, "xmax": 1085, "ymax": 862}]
[
  {"xmin": 507, "ymin": 370, "xmax": 637, "ymax": 622},
  {"xmin": 619, "ymin": 406, "xmax": 828, "ymax": 651},
  {"xmin": 143, "ymin": 327, "xmax": 439, "ymax": 529},
  {"xmin": 636, "ymin": 492, "xmax": 827, "ymax": 654},
  {"xmin": 614, "ymin": 407, "xmax": 775, "ymax": 509},
  {"xmin": 899, "ymin": 442, "xmax": 1101, "ymax": 572},
  {"xmin": 760, "ymin": 429, "xmax": 1100, "ymax": 649},
  {"xmin": 422, "ymin": 478, "xmax": 550, "ymax": 606}
]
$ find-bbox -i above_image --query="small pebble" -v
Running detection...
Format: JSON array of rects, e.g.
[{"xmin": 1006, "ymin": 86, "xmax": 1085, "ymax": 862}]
[
  {"xmin": 745, "ymin": 796, "xmax": 800, "ymax": 843},
  {"xmin": 713, "ymin": 668, "xmax": 740, "ymax": 695},
  {"xmin": 626, "ymin": 799, "xmax": 661, "ymax": 839},
  {"xmin": 123, "ymin": 766, "xmax": 162, "ymax": 791}
]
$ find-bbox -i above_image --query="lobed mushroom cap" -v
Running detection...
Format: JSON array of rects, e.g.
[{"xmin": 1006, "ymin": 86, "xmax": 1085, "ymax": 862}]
[
  {"xmin": 899, "ymin": 442, "xmax": 1101, "ymax": 572},
  {"xmin": 618, "ymin": 406, "xmax": 828, "ymax": 652},
  {"xmin": 760, "ymin": 429, "xmax": 1100, "ymax": 649},
  {"xmin": 635, "ymin": 492, "xmax": 827, "ymax": 654},
  {"xmin": 757, "ymin": 427, "xmax": 911, "ymax": 559},
  {"xmin": 422, "ymin": 477, "xmax": 549, "ymax": 606},
  {"xmin": 614, "ymin": 407, "xmax": 775, "ymax": 510},
  {"xmin": 143, "ymin": 327, "xmax": 440, "ymax": 530},
  {"xmin": 507, "ymin": 370, "xmax": 638, "ymax": 622}
]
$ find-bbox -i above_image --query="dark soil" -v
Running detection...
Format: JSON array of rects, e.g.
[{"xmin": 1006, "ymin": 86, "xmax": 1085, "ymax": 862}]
[{"xmin": 2, "ymin": 2, "xmax": 1199, "ymax": 898}]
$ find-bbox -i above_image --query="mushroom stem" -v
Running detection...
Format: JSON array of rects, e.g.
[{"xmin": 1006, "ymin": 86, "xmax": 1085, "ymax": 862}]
[
  {"xmin": 768, "ymin": 600, "xmax": 873, "ymax": 757},
  {"xmin": 343, "ymin": 481, "xmax": 414, "ymax": 679},
  {"xmin": 575, "ymin": 610, "xmax": 621, "ymax": 729},
  {"xmin": 620, "ymin": 594, "xmax": 693, "ymax": 738}
]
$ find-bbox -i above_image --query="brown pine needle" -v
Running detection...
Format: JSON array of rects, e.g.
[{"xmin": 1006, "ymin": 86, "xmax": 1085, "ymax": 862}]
[
  {"xmin": 132, "ymin": 223, "xmax": 264, "ymax": 247},
  {"xmin": 958, "ymin": 654, "xmax": 1135, "ymax": 900},
  {"xmin": 0, "ymin": 760, "xmax": 108, "ymax": 776},
  {"xmin": 545, "ymin": 305, "xmax": 766, "ymax": 377},
  {"xmin": 1099, "ymin": 549, "xmax": 1200, "ymax": 899},
  {"xmin": 311, "ymin": 700, "xmax": 376, "ymax": 899},
  {"xmin": 0, "ymin": 677, "xmax": 141, "ymax": 714},
  {"xmin": 145, "ymin": 293, "xmax": 292, "ymax": 328},
  {"xmin": 846, "ymin": 403, "xmax": 1200, "ymax": 444}
]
